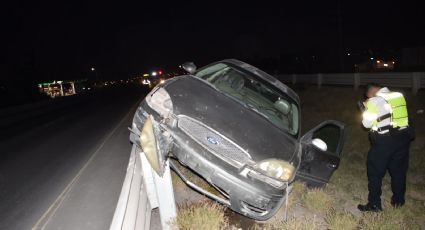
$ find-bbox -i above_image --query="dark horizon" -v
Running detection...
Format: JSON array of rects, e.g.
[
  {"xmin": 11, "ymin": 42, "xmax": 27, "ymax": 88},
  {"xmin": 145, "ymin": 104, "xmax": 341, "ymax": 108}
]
[{"xmin": 1, "ymin": 0, "xmax": 424, "ymax": 83}]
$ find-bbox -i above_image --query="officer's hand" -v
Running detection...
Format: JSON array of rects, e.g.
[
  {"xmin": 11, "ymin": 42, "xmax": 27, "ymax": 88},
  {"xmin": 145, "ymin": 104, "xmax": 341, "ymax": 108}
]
[{"xmin": 363, "ymin": 99, "xmax": 369, "ymax": 107}]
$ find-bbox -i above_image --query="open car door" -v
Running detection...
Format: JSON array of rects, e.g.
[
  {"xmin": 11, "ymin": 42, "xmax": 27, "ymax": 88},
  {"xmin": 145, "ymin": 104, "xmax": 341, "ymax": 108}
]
[{"xmin": 296, "ymin": 120, "xmax": 345, "ymax": 187}]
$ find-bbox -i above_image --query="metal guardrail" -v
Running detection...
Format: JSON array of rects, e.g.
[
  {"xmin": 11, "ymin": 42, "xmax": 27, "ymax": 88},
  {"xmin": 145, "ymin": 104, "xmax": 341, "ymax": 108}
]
[
  {"xmin": 275, "ymin": 72, "xmax": 425, "ymax": 94},
  {"xmin": 110, "ymin": 144, "xmax": 177, "ymax": 230}
]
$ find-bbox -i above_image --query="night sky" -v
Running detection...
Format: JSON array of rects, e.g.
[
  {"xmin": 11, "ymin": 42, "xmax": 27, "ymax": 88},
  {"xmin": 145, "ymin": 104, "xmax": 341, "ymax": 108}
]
[{"xmin": 1, "ymin": 0, "xmax": 424, "ymax": 82}]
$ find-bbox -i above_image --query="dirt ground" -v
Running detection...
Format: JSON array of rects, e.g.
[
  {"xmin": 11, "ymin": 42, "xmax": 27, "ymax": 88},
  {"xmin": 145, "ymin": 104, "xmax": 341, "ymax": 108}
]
[{"xmin": 172, "ymin": 86, "xmax": 425, "ymax": 230}]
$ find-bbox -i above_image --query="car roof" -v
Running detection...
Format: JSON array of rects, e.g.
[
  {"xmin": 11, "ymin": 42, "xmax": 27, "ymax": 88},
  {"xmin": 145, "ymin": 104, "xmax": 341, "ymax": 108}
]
[{"xmin": 211, "ymin": 59, "xmax": 300, "ymax": 104}]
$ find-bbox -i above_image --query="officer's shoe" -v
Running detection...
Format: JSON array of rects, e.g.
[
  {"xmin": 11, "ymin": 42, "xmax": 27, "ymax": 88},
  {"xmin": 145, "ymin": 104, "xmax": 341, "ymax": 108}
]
[
  {"xmin": 391, "ymin": 201, "xmax": 405, "ymax": 208},
  {"xmin": 357, "ymin": 203, "xmax": 383, "ymax": 212}
]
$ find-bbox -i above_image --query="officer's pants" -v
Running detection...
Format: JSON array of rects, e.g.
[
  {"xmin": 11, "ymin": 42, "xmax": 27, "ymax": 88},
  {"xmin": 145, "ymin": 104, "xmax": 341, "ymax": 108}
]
[{"xmin": 367, "ymin": 129, "xmax": 410, "ymax": 207}]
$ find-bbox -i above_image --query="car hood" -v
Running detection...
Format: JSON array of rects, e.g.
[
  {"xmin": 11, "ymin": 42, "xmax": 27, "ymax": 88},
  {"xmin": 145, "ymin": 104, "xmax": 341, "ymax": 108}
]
[{"xmin": 164, "ymin": 76, "xmax": 297, "ymax": 163}]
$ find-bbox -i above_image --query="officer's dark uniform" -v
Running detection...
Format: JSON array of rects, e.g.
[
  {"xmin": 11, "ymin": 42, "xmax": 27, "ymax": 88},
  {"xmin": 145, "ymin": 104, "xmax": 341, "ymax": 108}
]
[{"xmin": 359, "ymin": 87, "xmax": 412, "ymax": 211}]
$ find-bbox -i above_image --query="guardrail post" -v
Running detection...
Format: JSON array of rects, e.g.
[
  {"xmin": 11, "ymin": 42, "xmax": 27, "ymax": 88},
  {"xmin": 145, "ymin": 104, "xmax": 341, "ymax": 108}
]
[
  {"xmin": 412, "ymin": 72, "xmax": 421, "ymax": 95},
  {"xmin": 110, "ymin": 146, "xmax": 177, "ymax": 230},
  {"xmin": 292, "ymin": 74, "xmax": 297, "ymax": 85},
  {"xmin": 140, "ymin": 152, "xmax": 177, "ymax": 230},
  {"xmin": 317, "ymin": 73, "xmax": 323, "ymax": 89},
  {"xmin": 354, "ymin": 73, "xmax": 360, "ymax": 90},
  {"xmin": 153, "ymin": 160, "xmax": 177, "ymax": 230}
]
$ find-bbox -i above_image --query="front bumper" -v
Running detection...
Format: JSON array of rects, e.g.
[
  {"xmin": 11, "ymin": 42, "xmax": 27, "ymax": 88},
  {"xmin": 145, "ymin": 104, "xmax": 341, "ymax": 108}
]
[
  {"xmin": 131, "ymin": 102, "xmax": 288, "ymax": 220},
  {"xmin": 170, "ymin": 129, "xmax": 287, "ymax": 221}
]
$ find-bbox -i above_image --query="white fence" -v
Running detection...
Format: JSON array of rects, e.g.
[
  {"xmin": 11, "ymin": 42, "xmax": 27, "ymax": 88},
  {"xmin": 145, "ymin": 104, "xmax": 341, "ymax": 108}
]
[
  {"xmin": 275, "ymin": 72, "xmax": 425, "ymax": 94},
  {"xmin": 110, "ymin": 145, "xmax": 177, "ymax": 230}
]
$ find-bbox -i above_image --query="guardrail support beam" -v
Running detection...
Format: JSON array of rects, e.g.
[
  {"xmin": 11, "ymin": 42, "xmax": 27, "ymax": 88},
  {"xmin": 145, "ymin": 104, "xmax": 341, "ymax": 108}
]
[
  {"xmin": 111, "ymin": 146, "xmax": 177, "ymax": 230},
  {"xmin": 412, "ymin": 72, "xmax": 421, "ymax": 95},
  {"xmin": 317, "ymin": 74, "xmax": 323, "ymax": 89},
  {"xmin": 153, "ymin": 159, "xmax": 177, "ymax": 230},
  {"xmin": 291, "ymin": 74, "xmax": 297, "ymax": 85},
  {"xmin": 354, "ymin": 73, "xmax": 360, "ymax": 90}
]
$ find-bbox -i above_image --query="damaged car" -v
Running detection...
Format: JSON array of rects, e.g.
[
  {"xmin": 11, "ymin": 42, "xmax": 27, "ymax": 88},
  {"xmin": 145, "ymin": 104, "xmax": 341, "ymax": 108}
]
[{"xmin": 130, "ymin": 59, "xmax": 345, "ymax": 220}]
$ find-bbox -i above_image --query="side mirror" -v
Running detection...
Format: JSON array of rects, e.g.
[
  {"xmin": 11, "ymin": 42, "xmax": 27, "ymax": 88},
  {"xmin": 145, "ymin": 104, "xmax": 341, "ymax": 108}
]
[
  {"xmin": 181, "ymin": 62, "xmax": 197, "ymax": 74},
  {"xmin": 312, "ymin": 138, "xmax": 327, "ymax": 151}
]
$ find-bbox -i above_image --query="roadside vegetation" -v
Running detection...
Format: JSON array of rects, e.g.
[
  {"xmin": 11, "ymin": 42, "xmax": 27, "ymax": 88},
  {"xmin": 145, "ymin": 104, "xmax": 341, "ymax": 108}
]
[
  {"xmin": 173, "ymin": 201, "xmax": 228, "ymax": 230},
  {"xmin": 172, "ymin": 86, "xmax": 425, "ymax": 229}
]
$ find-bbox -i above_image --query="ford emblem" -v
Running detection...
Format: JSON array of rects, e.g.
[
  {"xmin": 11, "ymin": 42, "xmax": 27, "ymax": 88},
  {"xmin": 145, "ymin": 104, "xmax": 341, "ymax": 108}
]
[{"xmin": 206, "ymin": 136, "xmax": 219, "ymax": 145}]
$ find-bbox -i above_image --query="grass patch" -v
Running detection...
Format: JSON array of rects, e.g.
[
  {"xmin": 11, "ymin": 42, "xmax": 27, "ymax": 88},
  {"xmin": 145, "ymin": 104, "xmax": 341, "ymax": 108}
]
[
  {"xmin": 325, "ymin": 209, "xmax": 357, "ymax": 230},
  {"xmin": 359, "ymin": 206, "xmax": 421, "ymax": 230},
  {"xmin": 288, "ymin": 182, "xmax": 307, "ymax": 208},
  {"xmin": 301, "ymin": 188, "xmax": 333, "ymax": 213},
  {"xmin": 174, "ymin": 201, "xmax": 228, "ymax": 230},
  {"xmin": 263, "ymin": 216, "xmax": 320, "ymax": 230}
]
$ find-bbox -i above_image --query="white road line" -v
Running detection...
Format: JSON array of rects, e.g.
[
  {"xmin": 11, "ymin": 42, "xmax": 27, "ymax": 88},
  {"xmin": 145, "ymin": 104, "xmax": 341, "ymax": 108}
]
[{"xmin": 32, "ymin": 99, "xmax": 141, "ymax": 230}]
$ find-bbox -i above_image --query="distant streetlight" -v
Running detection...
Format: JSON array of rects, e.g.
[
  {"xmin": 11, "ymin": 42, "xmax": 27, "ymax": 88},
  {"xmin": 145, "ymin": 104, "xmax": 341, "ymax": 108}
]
[
  {"xmin": 91, "ymin": 67, "xmax": 99, "ymax": 81},
  {"xmin": 370, "ymin": 57, "xmax": 374, "ymax": 60},
  {"xmin": 347, "ymin": 52, "xmax": 351, "ymax": 56},
  {"xmin": 151, "ymin": 71, "xmax": 158, "ymax": 76}
]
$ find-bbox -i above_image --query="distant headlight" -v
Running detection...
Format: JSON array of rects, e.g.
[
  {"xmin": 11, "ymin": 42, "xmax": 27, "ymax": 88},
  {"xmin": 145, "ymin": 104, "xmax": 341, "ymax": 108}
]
[
  {"xmin": 253, "ymin": 159, "xmax": 296, "ymax": 182},
  {"xmin": 146, "ymin": 87, "xmax": 173, "ymax": 117}
]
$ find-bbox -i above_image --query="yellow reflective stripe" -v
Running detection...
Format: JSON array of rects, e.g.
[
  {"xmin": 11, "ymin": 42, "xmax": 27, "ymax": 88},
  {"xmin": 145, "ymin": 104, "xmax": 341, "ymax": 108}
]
[
  {"xmin": 379, "ymin": 91, "xmax": 409, "ymax": 128},
  {"xmin": 389, "ymin": 96, "xmax": 406, "ymax": 108},
  {"xmin": 393, "ymin": 106, "xmax": 408, "ymax": 118}
]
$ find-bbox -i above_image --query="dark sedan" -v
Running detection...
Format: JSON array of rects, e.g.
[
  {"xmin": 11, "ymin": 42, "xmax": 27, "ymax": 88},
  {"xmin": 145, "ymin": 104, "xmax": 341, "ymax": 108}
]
[{"xmin": 130, "ymin": 59, "xmax": 345, "ymax": 220}]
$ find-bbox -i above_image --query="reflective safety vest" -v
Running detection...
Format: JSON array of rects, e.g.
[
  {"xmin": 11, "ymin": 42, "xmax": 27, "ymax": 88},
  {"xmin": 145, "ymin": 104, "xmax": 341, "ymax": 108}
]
[{"xmin": 376, "ymin": 91, "xmax": 409, "ymax": 129}]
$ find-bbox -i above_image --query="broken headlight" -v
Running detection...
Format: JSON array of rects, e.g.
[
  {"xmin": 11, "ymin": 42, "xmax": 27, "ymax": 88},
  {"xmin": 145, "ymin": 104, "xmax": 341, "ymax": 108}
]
[
  {"xmin": 251, "ymin": 159, "xmax": 295, "ymax": 184},
  {"xmin": 146, "ymin": 87, "xmax": 173, "ymax": 117},
  {"xmin": 140, "ymin": 115, "xmax": 164, "ymax": 175}
]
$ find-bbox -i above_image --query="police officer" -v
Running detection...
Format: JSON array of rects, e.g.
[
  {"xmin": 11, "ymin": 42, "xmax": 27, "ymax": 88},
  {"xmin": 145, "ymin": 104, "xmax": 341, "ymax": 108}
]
[{"xmin": 358, "ymin": 83, "xmax": 412, "ymax": 212}]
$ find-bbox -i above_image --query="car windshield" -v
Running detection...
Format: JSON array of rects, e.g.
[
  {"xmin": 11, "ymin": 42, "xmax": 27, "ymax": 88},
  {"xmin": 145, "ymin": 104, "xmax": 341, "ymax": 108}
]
[{"xmin": 195, "ymin": 63, "xmax": 299, "ymax": 137}]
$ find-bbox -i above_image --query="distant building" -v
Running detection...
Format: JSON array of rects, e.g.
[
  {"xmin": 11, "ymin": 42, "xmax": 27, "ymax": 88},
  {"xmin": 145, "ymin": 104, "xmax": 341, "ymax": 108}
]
[
  {"xmin": 374, "ymin": 60, "xmax": 395, "ymax": 70},
  {"xmin": 356, "ymin": 59, "xmax": 395, "ymax": 72},
  {"xmin": 38, "ymin": 80, "xmax": 89, "ymax": 98}
]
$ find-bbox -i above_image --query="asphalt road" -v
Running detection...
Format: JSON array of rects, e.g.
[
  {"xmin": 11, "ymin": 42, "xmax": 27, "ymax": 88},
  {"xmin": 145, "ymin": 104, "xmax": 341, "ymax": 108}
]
[{"xmin": 0, "ymin": 86, "xmax": 148, "ymax": 230}]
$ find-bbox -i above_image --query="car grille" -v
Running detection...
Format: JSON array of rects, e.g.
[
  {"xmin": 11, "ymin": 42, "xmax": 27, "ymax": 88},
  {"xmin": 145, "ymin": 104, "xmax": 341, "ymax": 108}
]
[{"xmin": 177, "ymin": 115, "xmax": 252, "ymax": 168}]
